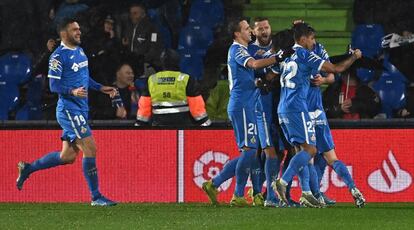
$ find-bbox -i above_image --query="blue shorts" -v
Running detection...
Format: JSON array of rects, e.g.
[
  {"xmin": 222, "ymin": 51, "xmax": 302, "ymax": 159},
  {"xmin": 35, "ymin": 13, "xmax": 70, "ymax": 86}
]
[
  {"xmin": 309, "ymin": 110, "xmax": 335, "ymax": 154},
  {"xmin": 57, "ymin": 110, "xmax": 92, "ymax": 142},
  {"xmin": 256, "ymin": 109, "xmax": 274, "ymax": 148},
  {"xmin": 278, "ymin": 112, "xmax": 316, "ymax": 146},
  {"xmin": 228, "ymin": 108, "xmax": 258, "ymax": 149}
]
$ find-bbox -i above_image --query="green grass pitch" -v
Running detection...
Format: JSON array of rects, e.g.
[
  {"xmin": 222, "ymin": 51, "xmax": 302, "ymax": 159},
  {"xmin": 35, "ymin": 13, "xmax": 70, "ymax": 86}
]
[{"xmin": 1, "ymin": 203, "xmax": 413, "ymax": 229}]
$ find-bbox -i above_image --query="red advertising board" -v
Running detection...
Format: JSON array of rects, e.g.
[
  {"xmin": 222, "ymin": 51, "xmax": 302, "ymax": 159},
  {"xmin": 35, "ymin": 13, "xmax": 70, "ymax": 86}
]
[
  {"xmin": 184, "ymin": 129, "xmax": 414, "ymax": 203},
  {"xmin": 1, "ymin": 129, "xmax": 413, "ymax": 203},
  {"xmin": 0, "ymin": 130, "xmax": 177, "ymax": 202}
]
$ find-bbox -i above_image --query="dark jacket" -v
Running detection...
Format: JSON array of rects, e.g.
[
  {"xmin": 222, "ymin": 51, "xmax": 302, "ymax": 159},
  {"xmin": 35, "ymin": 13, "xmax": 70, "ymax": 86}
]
[
  {"xmin": 121, "ymin": 17, "xmax": 164, "ymax": 69},
  {"xmin": 323, "ymin": 80, "xmax": 381, "ymax": 119}
]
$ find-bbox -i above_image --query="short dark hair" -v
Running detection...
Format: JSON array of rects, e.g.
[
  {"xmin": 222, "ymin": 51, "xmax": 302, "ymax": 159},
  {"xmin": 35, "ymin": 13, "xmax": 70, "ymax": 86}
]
[
  {"xmin": 292, "ymin": 22, "xmax": 315, "ymax": 41},
  {"xmin": 228, "ymin": 17, "xmax": 249, "ymax": 39},
  {"xmin": 129, "ymin": 2, "xmax": 146, "ymax": 12},
  {"xmin": 57, "ymin": 18, "xmax": 77, "ymax": 34},
  {"xmin": 160, "ymin": 49, "xmax": 180, "ymax": 71},
  {"xmin": 254, "ymin": 17, "xmax": 269, "ymax": 23},
  {"xmin": 272, "ymin": 29, "xmax": 294, "ymax": 51}
]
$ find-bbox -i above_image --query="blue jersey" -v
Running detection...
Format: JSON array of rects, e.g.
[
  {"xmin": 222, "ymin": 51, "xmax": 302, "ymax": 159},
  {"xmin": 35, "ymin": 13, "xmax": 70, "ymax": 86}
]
[
  {"xmin": 248, "ymin": 40, "xmax": 272, "ymax": 85},
  {"xmin": 307, "ymin": 42, "xmax": 330, "ymax": 111},
  {"xmin": 277, "ymin": 44, "xmax": 325, "ymax": 113},
  {"xmin": 248, "ymin": 40, "xmax": 272, "ymax": 69},
  {"xmin": 48, "ymin": 42, "xmax": 101, "ymax": 112},
  {"xmin": 227, "ymin": 42, "xmax": 258, "ymax": 111}
]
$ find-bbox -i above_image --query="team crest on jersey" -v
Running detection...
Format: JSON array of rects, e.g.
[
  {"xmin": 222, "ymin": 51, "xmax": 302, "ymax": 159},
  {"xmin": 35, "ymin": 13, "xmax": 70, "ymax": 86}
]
[
  {"xmin": 80, "ymin": 126, "xmax": 87, "ymax": 134},
  {"xmin": 310, "ymin": 133, "xmax": 316, "ymax": 142},
  {"xmin": 250, "ymin": 136, "xmax": 256, "ymax": 144}
]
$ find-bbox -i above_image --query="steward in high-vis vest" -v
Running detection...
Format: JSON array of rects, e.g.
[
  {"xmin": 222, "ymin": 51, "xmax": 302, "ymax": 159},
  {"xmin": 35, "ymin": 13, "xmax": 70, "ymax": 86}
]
[{"xmin": 136, "ymin": 49, "xmax": 211, "ymax": 126}]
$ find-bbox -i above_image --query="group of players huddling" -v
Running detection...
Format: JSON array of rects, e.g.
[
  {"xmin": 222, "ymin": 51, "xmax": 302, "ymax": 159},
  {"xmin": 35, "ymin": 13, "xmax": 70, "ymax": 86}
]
[
  {"xmin": 14, "ymin": 16, "xmax": 365, "ymax": 208},
  {"xmin": 202, "ymin": 17, "xmax": 366, "ymax": 208}
]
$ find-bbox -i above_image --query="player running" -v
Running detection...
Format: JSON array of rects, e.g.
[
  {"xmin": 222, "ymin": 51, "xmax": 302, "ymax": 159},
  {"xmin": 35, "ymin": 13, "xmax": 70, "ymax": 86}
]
[{"xmin": 16, "ymin": 18, "xmax": 117, "ymax": 206}]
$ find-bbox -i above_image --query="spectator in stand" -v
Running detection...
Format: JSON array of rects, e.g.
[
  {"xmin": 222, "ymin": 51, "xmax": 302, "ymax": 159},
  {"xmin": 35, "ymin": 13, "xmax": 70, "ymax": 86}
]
[
  {"xmin": 136, "ymin": 49, "xmax": 211, "ymax": 127},
  {"xmin": 119, "ymin": 3, "xmax": 164, "ymax": 72},
  {"xmin": 89, "ymin": 63, "xmax": 138, "ymax": 120},
  {"xmin": 323, "ymin": 69, "xmax": 381, "ymax": 119},
  {"xmin": 32, "ymin": 38, "xmax": 59, "ymax": 120},
  {"xmin": 111, "ymin": 63, "xmax": 139, "ymax": 119},
  {"xmin": 83, "ymin": 13, "xmax": 122, "ymax": 85}
]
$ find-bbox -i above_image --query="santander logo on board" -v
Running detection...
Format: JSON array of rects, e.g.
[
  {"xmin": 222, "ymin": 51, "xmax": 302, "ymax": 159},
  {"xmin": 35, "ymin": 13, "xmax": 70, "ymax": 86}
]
[{"xmin": 368, "ymin": 150, "xmax": 412, "ymax": 193}]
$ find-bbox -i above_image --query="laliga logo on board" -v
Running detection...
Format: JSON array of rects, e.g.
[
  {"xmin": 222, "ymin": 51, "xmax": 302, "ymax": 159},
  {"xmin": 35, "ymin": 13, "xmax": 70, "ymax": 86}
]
[
  {"xmin": 368, "ymin": 150, "xmax": 412, "ymax": 193},
  {"xmin": 193, "ymin": 150, "xmax": 232, "ymax": 191}
]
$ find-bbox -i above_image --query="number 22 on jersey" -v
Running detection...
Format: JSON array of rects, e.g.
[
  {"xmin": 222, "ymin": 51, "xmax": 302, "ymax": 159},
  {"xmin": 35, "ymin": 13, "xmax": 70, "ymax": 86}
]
[{"xmin": 280, "ymin": 61, "xmax": 298, "ymax": 89}]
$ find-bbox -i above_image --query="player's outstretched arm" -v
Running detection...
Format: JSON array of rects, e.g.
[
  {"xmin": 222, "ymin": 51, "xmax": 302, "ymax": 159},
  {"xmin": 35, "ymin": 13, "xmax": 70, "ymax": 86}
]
[
  {"xmin": 100, "ymin": 86, "xmax": 117, "ymax": 98},
  {"xmin": 246, "ymin": 56, "xmax": 277, "ymax": 70},
  {"xmin": 88, "ymin": 77, "xmax": 117, "ymax": 97},
  {"xmin": 311, "ymin": 73, "xmax": 335, "ymax": 86},
  {"xmin": 321, "ymin": 49, "xmax": 362, "ymax": 74}
]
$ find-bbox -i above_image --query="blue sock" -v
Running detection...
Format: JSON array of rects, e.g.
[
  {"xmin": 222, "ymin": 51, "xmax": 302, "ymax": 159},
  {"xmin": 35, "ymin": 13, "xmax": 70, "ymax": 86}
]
[
  {"xmin": 27, "ymin": 151, "xmax": 63, "ymax": 174},
  {"xmin": 251, "ymin": 155, "xmax": 262, "ymax": 195},
  {"xmin": 281, "ymin": 150, "xmax": 312, "ymax": 184},
  {"xmin": 82, "ymin": 157, "xmax": 101, "ymax": 200},
  {"xmin": 332, "ymin": 160, "xmax": 355, "ymax": 189},
  {"xmin": 234, "ymin": 148, "xmax": 256, "ymax": 197},
  {"xmin": 265, "ymin": 156, "xmax": 280, "ymax": 201},
  {"xmin": 298, "ymin": 164, "xmax": 310, "ymax": 192},
  {"xmin": 212, "ymin": 157, "xmax": 238, "ymax": 188},
  {"xmin": 308, "ymin": 163, "xmax": 320, "ymax": 196},
  {"xmin": 314, "ymin": 154, "xmax": 327, "ymax": 185}
]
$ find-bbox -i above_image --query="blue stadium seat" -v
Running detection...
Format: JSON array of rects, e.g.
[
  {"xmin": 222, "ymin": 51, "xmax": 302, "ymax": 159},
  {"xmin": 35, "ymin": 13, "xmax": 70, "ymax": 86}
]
[
  {"xmin": 351, "ymin": 24, "xmax": 384, "ymax": 58},
  {"xmin": 188, "ymin": 0, "xmax": 224, "ymax": 29},
  {"xmin": 16, "ymin": 75, "xmax": 44, "ymax": 120},
  {"xmin": 179, "ymin": 50, "xmax": 204, "ymax": 80},
  {"xmin": 178, "ymin": 24, "xmax": 213, "ymax": 53},
  {"xmin": 352, "ymin": 24, "xmax": 384, "ymax": 84},
  {"xmin": 373, "ymin": 71, "xmax": 407, "ymax": 118},
  {"xmin": 0, "ymin": 52, "xmax": 31, "ymax": 120},
  {"xmin": 356, "ymin": 68, "xmax": 375, "ymax": 83}
]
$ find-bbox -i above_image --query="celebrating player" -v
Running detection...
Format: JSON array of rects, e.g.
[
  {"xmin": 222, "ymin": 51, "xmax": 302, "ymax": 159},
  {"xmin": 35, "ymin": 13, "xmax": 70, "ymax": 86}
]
[
  {"xmin": 16, "ymin": 18, "xmax": 117, "ymax": 206},
  {"xmin": 273, "ymin": 23, "xmax": 362, "ymax": 207}
]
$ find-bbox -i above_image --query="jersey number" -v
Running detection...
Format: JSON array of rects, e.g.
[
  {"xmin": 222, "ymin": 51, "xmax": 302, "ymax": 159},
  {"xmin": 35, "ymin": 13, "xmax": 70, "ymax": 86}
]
[
  {"xmin": 73, "ymin": 115, "xmax": 86, "ymax": 126},
  {"xmin": 280, "ymin": 61, "xmax": 298, "ymax": 89},
  {"xmin": 306, "ymin": 121, "xmax": 315, "ymax": 133},
  {"xmin": 247, "ymin": 123, "xmax": 257, "ymax": 135}
]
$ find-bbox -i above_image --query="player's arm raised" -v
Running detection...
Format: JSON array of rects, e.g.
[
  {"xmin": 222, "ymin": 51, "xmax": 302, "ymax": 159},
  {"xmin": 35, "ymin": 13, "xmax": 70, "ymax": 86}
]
[
  {"xmin": 246, "ymin": 56, "xmax": 277, "ymax": 70},
  {"xmin": 320, "ymin": 49, "xmax": 362, "ymax": 74},
  {"xmin": 246, "ymin": 50, "xmax": 291, "ymax": 70}
]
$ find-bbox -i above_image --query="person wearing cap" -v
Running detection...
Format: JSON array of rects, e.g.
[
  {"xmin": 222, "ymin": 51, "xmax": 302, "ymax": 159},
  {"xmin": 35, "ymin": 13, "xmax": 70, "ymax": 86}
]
[{"xmin": 135, "ymin": 49, "xmax": 211, "ymax": 127}]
